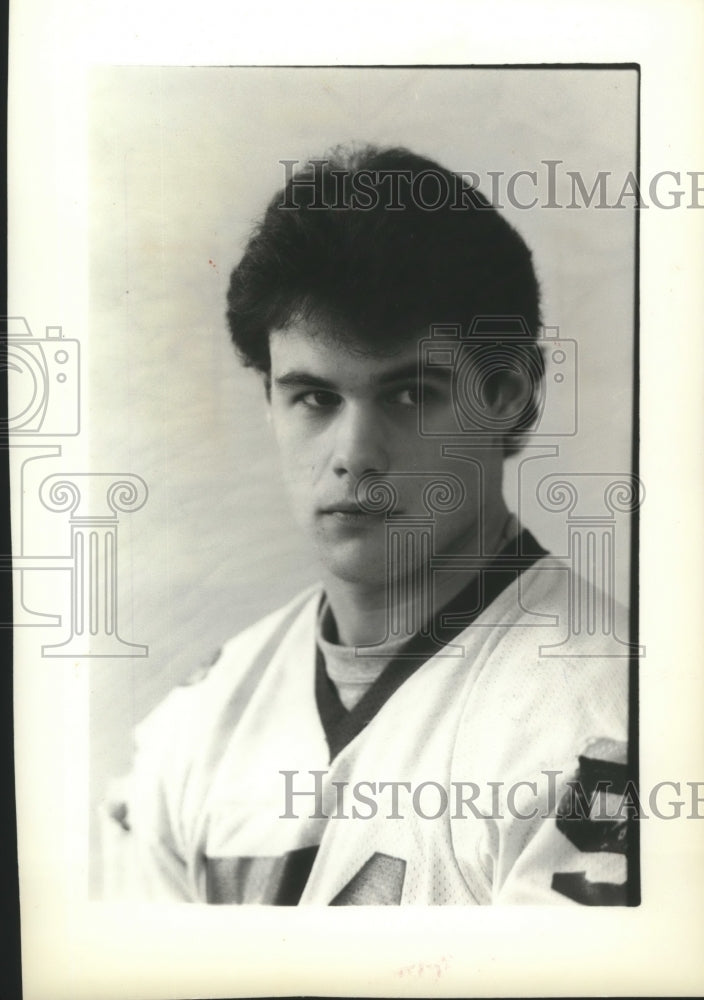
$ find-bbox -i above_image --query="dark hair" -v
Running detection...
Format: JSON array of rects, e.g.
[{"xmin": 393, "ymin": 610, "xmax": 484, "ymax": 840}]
[{"xmin": 226, "ymin": 145, "xmax": 543, "ymax": 455}]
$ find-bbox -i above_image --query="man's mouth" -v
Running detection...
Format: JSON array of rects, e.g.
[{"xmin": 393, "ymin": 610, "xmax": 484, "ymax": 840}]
[
  {"xmin": 319, "ymin": 502, "xmax": 386, "ymax": 521},
  {"xmin": 322, "ymin": 504, "xmax": 368, "ymax": 515}
]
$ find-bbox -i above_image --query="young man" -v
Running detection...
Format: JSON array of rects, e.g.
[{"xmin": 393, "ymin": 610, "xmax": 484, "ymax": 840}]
[{"xmin": 112, "ymin": 147, "xmax": 632, "ymax": 905}]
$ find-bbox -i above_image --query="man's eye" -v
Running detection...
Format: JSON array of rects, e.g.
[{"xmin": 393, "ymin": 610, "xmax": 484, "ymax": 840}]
[
  {"xmin": 299, "ymin": 390, "xmax": 340, "ymax": 409},
  {"xmin": 389, "ymin": 386, "xmax": 420, "ymax": 407}
]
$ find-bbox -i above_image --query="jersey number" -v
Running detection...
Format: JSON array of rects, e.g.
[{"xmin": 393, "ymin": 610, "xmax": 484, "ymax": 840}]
[{"xmin": 552, "ymin": 749, "xmax": 635, "ymax": 905}]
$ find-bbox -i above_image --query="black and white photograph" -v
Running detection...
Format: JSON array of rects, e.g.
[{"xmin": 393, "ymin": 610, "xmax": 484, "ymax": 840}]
[
  {"xmin": 87, "ymin": 65, "xmax": 640, "ymax": 909},
  {"xmin": 9, "ymin": 2, "xmax": 704, "ymax": 997}
]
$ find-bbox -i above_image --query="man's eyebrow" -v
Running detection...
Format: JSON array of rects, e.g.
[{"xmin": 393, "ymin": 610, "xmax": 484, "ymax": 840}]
[
  {"xmin": 273, "ymin": 363, "xmax": 454, "ymax": 391},
  {"xmin": 273, "ymin": 371, "xmax": 339, "ymax": 391}
]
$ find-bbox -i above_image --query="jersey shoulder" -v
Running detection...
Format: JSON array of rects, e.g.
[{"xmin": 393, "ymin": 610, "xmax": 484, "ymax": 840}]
[
  {"xmin": 127, "ymin": 585, "xmax": 321, "ymax": 850},
  {"xmin": 137, "ymin": 583, "xmax": 321, "ymax": 743},
  {"xmin": 455, "ymin": 554, "xmax": 631, "ymax": 767}
]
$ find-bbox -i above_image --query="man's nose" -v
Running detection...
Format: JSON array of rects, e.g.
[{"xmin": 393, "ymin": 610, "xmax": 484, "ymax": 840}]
[{"xmin": 331, "ymin": 403, "xmax": 390, "ymax": 478}]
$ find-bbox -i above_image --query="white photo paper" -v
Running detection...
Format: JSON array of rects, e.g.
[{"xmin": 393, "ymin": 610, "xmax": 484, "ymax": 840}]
[{"xmin": 9, "ymin": 1, "xmax": 704, "ymax": 997}]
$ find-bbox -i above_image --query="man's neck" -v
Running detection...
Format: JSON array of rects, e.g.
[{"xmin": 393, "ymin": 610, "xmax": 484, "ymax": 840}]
[{"xmin": 322, "ymin": 504, "xmax": 515, "ymax": 648}]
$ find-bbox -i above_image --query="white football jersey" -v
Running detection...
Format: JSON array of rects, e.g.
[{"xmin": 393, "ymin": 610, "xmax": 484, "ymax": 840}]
[{"xmin": 110, "ymin": 552, "xmax": 633, "ymax": 906}]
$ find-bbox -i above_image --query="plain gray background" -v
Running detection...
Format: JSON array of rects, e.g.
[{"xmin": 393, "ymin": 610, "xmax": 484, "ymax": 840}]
[{"xmin": 87, "ymin": 66, "xmax": 637, "ymax": 891}]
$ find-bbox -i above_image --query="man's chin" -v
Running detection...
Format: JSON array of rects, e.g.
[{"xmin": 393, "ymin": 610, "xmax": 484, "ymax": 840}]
[
  {"xmin": 312, "ymin": 534, "xmax": 390, "ymax": 588},
  {"xmin": 319, "ymin": 553, "xmax": 389, "ymax": 588},
  {"xmin": 311, "ymin": 515, "xmax": 441, "ymax": 588}
]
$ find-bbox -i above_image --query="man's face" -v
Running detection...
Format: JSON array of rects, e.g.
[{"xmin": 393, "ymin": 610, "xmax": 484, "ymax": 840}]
[{"xmin": 268, "ymin": 315, "xmax": 508, "ymax": 588}]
